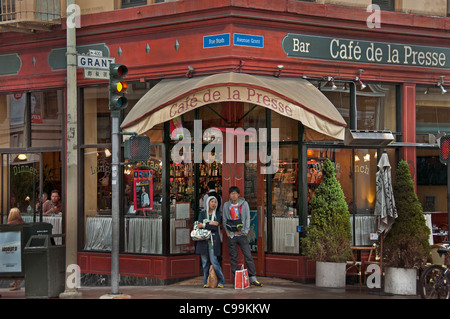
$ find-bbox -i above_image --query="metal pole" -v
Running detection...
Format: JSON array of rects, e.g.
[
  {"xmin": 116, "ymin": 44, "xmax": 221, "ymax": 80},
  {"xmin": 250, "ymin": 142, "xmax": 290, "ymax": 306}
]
[
  {"xmin": 60, "ymin": 0, "xmax": 81, "ymax": 298},
  {"xmin": 111, "ymin": 114, "xmax": 120, "ymax": 295}
]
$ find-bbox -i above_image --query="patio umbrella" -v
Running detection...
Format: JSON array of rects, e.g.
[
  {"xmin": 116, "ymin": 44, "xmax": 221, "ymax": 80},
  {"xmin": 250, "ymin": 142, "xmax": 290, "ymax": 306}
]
[
  {"xmin": 374, "ymin": 151, "xmax": 397, "ymax": 235},
  {"xmin": 374, "ymin": 151, "xmax": 397, "ymax": 290}
]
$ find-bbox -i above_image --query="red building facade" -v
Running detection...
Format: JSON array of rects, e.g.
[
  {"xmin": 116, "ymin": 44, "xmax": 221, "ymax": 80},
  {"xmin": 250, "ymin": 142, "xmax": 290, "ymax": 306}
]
[{"xmin": 1, "ymin": 1, "xmax": 449, "ymax": 283}]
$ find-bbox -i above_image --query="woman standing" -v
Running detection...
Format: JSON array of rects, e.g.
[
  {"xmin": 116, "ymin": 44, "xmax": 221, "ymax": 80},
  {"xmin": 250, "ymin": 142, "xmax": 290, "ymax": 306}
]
[
  {"xmin": 195, "ymin": 196, "xmax": 226, "ymax": 288},
  {"xmin": 7, "ymin": 208, "xmax": 25, "ymax": 291}
]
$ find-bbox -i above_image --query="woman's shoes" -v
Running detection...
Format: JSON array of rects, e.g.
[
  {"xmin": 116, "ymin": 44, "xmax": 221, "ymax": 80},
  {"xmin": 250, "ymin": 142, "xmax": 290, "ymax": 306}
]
[{"xmin": 203, "ymin": 284, "xmax": 225, "ymax": 288}]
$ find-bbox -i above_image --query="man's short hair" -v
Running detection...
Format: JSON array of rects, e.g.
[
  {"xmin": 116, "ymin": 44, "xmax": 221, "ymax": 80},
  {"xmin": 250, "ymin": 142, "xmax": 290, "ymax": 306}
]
[
  {"xmin": 207, "ymin": 181, "xmax": 216, "ymax": 190},
  {"xmin": 228, "ymin": 186, "xmax": 240, "ymax": 194}
]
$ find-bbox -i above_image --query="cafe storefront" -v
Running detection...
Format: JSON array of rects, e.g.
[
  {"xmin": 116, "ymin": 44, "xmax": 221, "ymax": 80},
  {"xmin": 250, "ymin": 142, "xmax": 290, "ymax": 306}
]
[{"xmin": 1, "ymin": 1, "xmax": 449, "ymax": 283}]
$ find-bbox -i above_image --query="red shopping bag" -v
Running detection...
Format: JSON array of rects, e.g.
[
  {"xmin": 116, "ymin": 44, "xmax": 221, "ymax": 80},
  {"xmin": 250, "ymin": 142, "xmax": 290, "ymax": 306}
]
[{"xmin": 235, "ymin": 265, "xmax": 249, "ymax": 289}]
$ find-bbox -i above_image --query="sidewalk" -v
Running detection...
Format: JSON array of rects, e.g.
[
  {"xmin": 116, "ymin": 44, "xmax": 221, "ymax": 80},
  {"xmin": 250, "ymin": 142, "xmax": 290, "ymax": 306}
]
[{"xmin": 0, "ymin": 276, "xmax": 419, "ymax": 300}]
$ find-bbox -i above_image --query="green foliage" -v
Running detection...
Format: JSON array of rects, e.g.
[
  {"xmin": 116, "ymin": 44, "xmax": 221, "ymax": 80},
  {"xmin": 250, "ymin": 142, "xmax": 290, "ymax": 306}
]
[
  {"xmin": 382, "ymin": 160, "xmax": 430, "ymax": 268},
  {"xmin": 301, "ymin": 158, "xmax": 352, "ymax": 262}
]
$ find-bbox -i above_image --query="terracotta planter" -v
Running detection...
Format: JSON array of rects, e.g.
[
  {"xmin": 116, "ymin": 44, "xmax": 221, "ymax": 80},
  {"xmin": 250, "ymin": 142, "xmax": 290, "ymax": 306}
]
[
  {"xmin": 384, "ymin": 267, "xmax": 417, "ymax": 295},
  {"xmin": 315, "ymin": 261, "xmax": 346, "ymax": 288}
]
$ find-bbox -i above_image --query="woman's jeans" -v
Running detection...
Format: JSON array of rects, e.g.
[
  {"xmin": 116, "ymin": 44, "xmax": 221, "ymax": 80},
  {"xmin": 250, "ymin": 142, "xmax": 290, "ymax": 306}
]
[{"xmin": 201, "ymin": 246, "xmax": 225, "ymax": 286}]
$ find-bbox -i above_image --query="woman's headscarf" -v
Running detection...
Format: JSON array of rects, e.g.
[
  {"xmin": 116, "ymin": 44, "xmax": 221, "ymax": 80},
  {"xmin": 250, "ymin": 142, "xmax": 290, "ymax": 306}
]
[{"xmin": 204, "ymin": 195, "xmax": 218, "ymax": 222}]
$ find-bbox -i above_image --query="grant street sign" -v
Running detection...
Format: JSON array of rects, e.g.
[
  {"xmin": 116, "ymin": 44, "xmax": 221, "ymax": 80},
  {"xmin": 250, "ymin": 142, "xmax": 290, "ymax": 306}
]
[{"xmin": 77, "ymin": 55, "xmax": 115, "ymax": 70}]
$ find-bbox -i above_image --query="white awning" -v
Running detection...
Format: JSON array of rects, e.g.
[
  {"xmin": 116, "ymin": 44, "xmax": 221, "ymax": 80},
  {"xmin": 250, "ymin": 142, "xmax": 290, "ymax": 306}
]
[{"xmin": 121, "ymin": 72, "xmax": 346, "ymax": 141}]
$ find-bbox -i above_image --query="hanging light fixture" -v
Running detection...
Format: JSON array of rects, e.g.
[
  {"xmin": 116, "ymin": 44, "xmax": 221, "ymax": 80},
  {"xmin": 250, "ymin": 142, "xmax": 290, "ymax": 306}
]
[
  {"xmin": 437, "ymin": 76, "xmax": 447, "ymax": 94},
  {"xmin": 327, "ymin": 77, "xmax": 337, "ymax": 90},
  {"xmin": 355, "ymin": 69, "xmax": 366, "ymax": 89},
  {"xmin": 274, "ymin": 65, "xmax": 284, "ymax": 77}
]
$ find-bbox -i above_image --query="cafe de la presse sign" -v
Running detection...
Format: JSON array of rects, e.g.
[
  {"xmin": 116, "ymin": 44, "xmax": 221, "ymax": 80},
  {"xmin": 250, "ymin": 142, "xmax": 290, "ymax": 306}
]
[{"xmin": 282, "ymin": 33, "xmax": 450, "ymax": 69}]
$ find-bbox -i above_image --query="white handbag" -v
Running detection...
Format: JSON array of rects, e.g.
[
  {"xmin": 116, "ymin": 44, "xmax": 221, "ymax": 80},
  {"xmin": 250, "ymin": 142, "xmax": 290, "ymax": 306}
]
[{"xmin": 190, "ymin": 221, "xmax": 211, "ymax": 241}]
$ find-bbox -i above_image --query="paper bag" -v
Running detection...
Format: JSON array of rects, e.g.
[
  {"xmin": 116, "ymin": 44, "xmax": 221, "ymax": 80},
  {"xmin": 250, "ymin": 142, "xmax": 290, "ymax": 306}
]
[
  {"xmin": 235, "ymin": 265, "xmax": 249, "ymax": 289},
  {"xmin": 206, "ymin": 265, "xmax": 218, "ymax": 288}
]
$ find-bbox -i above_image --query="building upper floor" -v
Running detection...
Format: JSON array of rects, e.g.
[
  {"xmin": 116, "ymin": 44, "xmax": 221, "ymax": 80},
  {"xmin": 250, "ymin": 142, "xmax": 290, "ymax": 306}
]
[{"xmin": 0, "ymin": 0, "xmax": 449, "ymax": 33}]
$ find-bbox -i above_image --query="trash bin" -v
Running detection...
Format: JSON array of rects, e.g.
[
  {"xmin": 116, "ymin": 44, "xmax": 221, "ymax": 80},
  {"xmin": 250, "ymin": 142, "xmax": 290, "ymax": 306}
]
[{"xmin": 23, "ymin": 234, "xmax": 65, "ymax": 298}]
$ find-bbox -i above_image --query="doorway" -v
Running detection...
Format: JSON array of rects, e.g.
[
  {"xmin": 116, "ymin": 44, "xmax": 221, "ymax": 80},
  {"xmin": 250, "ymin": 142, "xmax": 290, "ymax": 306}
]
[{"xmin": 202, "ymin": 102, "xmax": 267, "ymax": 277}]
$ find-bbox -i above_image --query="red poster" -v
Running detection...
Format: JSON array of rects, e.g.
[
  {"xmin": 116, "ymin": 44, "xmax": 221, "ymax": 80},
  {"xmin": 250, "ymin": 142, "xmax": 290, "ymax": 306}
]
[{"xmin": 133, "ymin": 170, "xmax": 153, "ymax": 211}]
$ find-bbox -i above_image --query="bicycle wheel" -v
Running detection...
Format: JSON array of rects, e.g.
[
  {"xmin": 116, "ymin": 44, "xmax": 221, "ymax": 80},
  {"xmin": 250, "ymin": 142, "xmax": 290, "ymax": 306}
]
[{"xmin": 419, "ymin": 265, "xmax": 449, "ymax": 299}]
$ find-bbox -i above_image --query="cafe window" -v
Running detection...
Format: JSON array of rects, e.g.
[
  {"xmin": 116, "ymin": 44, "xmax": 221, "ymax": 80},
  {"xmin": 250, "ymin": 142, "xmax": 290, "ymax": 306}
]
[
  {"xmin": 313, "ymin": 81, "xmax": 397, "ymax": 132},
  {"xmin": 0, "ymin": 93, "xmax": 26, "ymax": 148},
  {"xmin": 31, "ymin": 90, "xmax": 63, "ymax": 148},
  {"xmin": 83, "ymin": 86, "xmax": 111, "ymax": 145},
  {"xmin": 416, "ymin": 85, "xmax": 449, "ymax": 214},
  {"xmin": 123, "ymin": 141, "xmax": 163, "ymax": 254},
  {"xmin": 306, "ymin": 147, "xmax": 396, "ymax": 245},
  {"xmin": 81, "ymin": 83, "xmax": 159, "ymax": 253},
  {"xmin": 0, "ymin": 90, "xmax": 63, "ymax": 149}
]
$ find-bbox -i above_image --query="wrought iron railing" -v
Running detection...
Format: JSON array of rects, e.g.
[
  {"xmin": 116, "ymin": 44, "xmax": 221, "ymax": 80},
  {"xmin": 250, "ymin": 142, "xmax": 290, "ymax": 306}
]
[{"xmin": 0, "ymin": 0, "xmax": 60, "ymax": 25}]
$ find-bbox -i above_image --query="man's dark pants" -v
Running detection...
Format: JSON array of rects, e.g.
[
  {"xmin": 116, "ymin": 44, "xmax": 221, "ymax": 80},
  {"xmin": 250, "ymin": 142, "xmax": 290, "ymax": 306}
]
[{"xmin": 227, "ymin": 235, "xmax": 256, "ymax": 279}]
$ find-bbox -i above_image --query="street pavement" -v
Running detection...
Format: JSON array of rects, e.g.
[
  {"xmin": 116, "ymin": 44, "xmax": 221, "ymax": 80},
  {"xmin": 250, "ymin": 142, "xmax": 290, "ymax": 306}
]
[
  {"xmin": 0, "ymin": 276, "xmax": 422, "ymax": 317},
  {"xmin": 0, "ymin": 276, "xmax": 419, "ymax": 299}
]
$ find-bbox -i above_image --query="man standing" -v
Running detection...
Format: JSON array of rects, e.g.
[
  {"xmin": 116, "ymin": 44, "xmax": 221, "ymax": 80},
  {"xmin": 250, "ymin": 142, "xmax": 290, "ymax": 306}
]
[{"xmin": 223, "ymin": 186, "xmax": 262, "ymax": 287}]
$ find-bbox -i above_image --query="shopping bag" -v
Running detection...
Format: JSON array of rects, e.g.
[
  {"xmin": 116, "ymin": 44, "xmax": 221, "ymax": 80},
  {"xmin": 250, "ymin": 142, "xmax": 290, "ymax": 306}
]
[
  {"xmin": 234, "ymin": 265, "xmax": 249, "ymax": 289},
  {"xmin": 206, "ymin": 265, "xmax": 218, "ymax": 288}
]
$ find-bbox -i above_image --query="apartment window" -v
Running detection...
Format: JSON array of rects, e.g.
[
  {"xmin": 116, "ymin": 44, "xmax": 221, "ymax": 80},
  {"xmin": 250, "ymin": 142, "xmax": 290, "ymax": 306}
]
[
  {"xmin": 121, "ymin": 0, "xmax": 147, "ymax": 8},
  {"xmin": 372, "ymin": 0, "xmax": 395, "ymax": 11}
]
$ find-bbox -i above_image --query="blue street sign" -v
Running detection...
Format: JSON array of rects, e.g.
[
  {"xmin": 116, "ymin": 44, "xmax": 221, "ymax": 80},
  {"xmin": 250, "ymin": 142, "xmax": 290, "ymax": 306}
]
[
  {"xmin": 233, "ymin": 33, "xmax": 264, "ymax": 48},
  {"xmin": 203, "ymin": 33, "xmax": 231, "ymax": 48}
]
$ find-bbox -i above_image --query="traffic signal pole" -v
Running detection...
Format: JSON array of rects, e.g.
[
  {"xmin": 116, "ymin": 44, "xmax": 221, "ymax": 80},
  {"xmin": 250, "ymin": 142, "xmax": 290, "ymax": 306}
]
[
  {"xmin": 101, "ymin": 64, "xmax": 130, "ymax": 298},
  {"xmin": 111, "ymin": 112, "xmax": 121, "ymax": 295}
]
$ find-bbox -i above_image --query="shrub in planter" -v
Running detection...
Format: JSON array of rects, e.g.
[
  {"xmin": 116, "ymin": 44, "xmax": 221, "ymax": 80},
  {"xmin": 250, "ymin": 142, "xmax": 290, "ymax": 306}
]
[
  {"xmin": 382, "ymin": 160, "xmax": 430, "ymax": 269},
  {"xmin": 301, "ymin": 158, "xmax": 352, "ymax": 263}
]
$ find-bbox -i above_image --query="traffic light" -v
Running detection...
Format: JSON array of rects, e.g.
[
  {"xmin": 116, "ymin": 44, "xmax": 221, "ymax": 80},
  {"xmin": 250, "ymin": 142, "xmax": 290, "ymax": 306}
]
[
  {"xmin": 124, "ymin": 135, "xmax": 151, "ymax": 161},
  {"xmin": 109, "ymin": 63, "xmax": 128, "ymax": 111},
  {"xmin": 439, "ymin": 134, "xmax": 450, "ymax": 164}
]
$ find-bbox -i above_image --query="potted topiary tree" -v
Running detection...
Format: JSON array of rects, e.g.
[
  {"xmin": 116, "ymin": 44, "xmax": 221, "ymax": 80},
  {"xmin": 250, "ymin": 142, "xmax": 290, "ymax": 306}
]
[
  {"xmin": 301, "ymin": 158, "xmax": 352, "ymax": 288},
  {"xmin": 382, "ymin": 160, "xmax": 430, "ymax": 295}
]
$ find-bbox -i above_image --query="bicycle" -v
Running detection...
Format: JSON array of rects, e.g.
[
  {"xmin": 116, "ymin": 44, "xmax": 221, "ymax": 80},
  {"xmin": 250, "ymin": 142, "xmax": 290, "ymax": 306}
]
[{"xmin": 419, "ymin": 242, "xmax": 450, "ymax": 299}]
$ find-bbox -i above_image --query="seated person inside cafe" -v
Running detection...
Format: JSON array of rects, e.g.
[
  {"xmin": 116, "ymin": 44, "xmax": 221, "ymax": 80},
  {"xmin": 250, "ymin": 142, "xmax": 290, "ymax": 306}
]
[{"xmin": 43, "ymin": 189, "xmax": 62, "ymax": 215}]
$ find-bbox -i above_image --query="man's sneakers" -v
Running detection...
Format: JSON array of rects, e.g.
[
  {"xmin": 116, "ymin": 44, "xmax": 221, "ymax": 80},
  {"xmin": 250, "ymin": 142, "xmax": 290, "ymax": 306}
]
[{"xmin": 251, "ymin": 280, "xmax": 263, "ymax": 287}]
